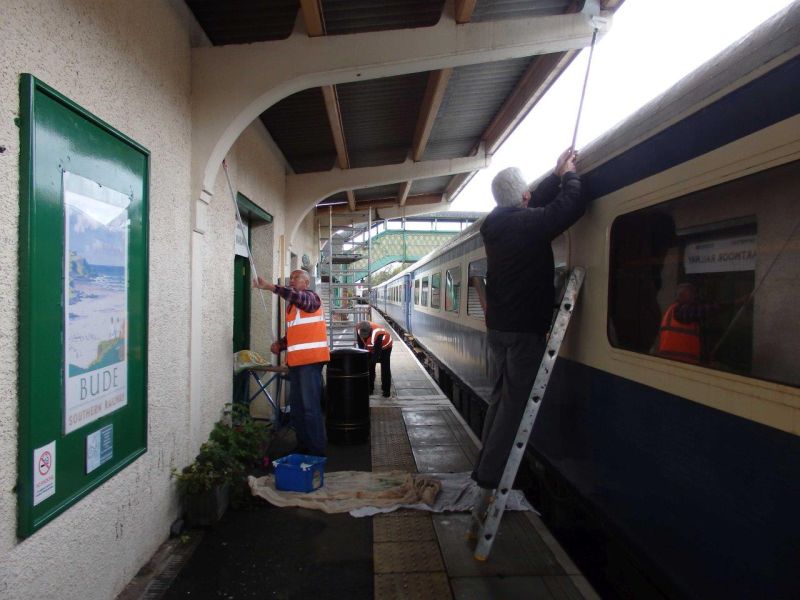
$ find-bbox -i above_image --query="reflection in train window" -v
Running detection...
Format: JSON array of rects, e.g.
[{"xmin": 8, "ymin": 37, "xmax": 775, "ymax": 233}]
[
  {"xmin": 552, "ymin": 232, "xmax": 570, "ymax": 303},
  {"xmin": 414, "ymin": 278, "xmax": 420, "ymax": 305},
  {"xmin": 608, "ymin": 161, "xmax": 800, "ymax": 388},
  {"xmin": 421, "ymin": 276, "xmax": 429, "ymax": 306},
  {"xmin": 431, "ymin": 272, "xmax": 441, "ymax": 309},
  {"xmin": 468, "ymin": 258, "xmax": 487, "ymax": 320},
  {"xmin": 446, "ymin": 267, "xmax": 461, "ymax": 313}
]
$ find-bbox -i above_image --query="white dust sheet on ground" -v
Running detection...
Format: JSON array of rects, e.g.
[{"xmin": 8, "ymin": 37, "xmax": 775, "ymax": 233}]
[{"xmin": 248, "ymin": 471, "xmax": 535, "ymax": 517}]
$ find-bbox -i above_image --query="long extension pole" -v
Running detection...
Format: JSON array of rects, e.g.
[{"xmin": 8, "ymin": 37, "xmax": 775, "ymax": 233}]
[
  {"xmin": 571, "ymin": 27, "xmax": 599, "ymax": 151},
  {"xmin": 222, "ymin": 160, "xmax": 271, "ymax": 322}
]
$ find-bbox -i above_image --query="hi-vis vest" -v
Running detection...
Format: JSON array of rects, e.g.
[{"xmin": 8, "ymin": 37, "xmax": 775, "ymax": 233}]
[
  {"xmin": 657, "ymin": 303, "xmax": 701, "ymax": 364},
  {"xmin": 286, "ymin": 300, "xmax": 330, "ymax": 367},
  {"xmin": 364, "ymin": 322, "xmax": 393, "ymax": 351}
]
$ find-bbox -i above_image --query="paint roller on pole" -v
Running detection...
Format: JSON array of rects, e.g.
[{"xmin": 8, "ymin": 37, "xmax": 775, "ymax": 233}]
[
  {"xmin": 571, "ymin": 1, "xmax": 611, "ymax": 151},
  {"xmin": 222, "ymin": 159, "xmax": 272, "ymax": 336}
]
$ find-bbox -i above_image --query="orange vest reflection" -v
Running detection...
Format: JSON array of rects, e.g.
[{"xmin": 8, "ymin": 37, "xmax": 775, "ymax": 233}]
[{"xmin": 657, "ymin": 303, "xmax": 701, "ymax": 364}]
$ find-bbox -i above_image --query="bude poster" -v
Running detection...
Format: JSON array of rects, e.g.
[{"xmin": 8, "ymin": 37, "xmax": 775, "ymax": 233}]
[{"xmin": 63, "ymin": 172, "xmax": 130, "ymax": 434}]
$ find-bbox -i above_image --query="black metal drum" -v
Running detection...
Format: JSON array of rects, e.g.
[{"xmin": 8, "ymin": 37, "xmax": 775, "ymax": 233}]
[{"xmin": 325, "ymin": 348, "xmax": 370, "ymax": 444}]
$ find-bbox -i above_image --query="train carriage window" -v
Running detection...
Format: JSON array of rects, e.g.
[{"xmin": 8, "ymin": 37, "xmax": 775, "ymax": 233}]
[
  {"xmin": 467, "ymin": 258, "xmax": 487, "ymax": 320},
  {"xmin": 430, "ymin": 272, "xmax": 441, "ymax": 309},
  {"xmin": 414, "ymin": 278, "xmax": 420, "ymax": 305},
  {"xmin": 608, "ymin": 161, "xmax": 800, "ymax": 388},
  {"xmin": 421, "ymin": 276, "xmax": 429, "ymax": 306},
  {"xmin": 445, "ymin": 267, "xmax": 461, "ymax": 313}
]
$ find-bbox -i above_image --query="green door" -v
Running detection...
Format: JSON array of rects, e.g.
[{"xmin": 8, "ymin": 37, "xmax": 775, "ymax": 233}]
[
  {"xmin": 233, "ymin": 253, "xmax": 251, "ymax": 404},
  {"xmin": 233, "ymin": 254, "xmax": 251, "ymax": 352}
]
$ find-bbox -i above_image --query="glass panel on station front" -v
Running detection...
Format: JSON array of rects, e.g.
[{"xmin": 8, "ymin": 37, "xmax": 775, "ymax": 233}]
[{"xmin": 608, "ymin": 160, "xmax": 800, "ymax": 388}]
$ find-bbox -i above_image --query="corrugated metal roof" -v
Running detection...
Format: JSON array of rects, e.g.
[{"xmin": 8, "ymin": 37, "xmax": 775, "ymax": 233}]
[
  {"xmin": 338, "ymin": 73, "xmax": 429, "ymax": 167},
  {"xmin": 185, "ymin": 0, "xmax": 298, "ymax": 45},
  {"xmin": 409, "ymin": 175, "xmax": 452, "ymax": 195},
  {"xmin": 470, "ymin": 0, "xmax": 573, "ymax": 22},
  {"xmin": 259, "ymin": 88, "xmax": 338, "ymax": 174},
  {"xmin": 423, "ymin": 57, "xmax": 532, "ymax": 160},
  {"xmin": 184, "ymin": 0, "xmax": 611, "ymax": 212},
  {"xmin": 321, "ymin": 0, "xmax": 444, "ymax": 35}
]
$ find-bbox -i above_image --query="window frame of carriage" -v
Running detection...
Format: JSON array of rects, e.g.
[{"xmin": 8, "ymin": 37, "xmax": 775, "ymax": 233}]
[
  {"xmin": 467, "ymin": 257, "xmax": 487, "ymax": 320},
  {"xmin": 430, "ymin": 271, "xmax": 442, "ymax": 310},
  {"xmin": 602, "ymin": 163, "xmax": 800, "ymax": 388},
  {"xmin": 445, "ymin": 266, "xmax": 461, "ymax": 313}
]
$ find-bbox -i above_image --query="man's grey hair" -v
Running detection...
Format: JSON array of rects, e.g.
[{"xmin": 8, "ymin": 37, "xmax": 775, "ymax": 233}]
[{"xmin": 491, "ymin": 167, "xmax": 528, "ymax": 207}]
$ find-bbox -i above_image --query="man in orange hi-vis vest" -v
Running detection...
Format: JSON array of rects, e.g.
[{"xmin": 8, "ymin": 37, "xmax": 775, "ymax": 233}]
[
  {"xmin": 254, "ymin": 269, "xmax": 330, "ymax": 456},
  {"xmin": 356, "ymin": 321, "xmax": 393, "ymax": 397}
]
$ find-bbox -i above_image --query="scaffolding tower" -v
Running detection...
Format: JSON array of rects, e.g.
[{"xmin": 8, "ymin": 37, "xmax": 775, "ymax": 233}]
[{"xmin": 318, "ymin": 206, "xmax": 372, "ymax": 349}]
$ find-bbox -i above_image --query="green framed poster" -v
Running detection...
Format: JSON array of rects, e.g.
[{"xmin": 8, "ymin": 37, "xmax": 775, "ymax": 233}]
[{"xmin": 17, "ymin": 75, "xmax": 149, "ymax": 537}]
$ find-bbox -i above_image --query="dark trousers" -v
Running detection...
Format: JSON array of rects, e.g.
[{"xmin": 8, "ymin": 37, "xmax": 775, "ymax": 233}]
[
  {"xmin": 369, "ymin": 346, "xmax": 392, "ymax": 396},
  {"xmin": 472, "ymin": 329, "xmax": 545, "ymax": 489},
  {"xmin": 288, "ymin": 363, "xmax": 326, "ymax": 456}
]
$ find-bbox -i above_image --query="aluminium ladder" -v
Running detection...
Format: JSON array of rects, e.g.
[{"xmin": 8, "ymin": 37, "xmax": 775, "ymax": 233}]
[{"xmin": 472, "ymin": 266, "xmax": 585, "ymax": 561}]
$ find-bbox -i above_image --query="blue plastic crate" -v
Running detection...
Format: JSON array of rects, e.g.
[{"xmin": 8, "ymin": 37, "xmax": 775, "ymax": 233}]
[{"xmin": 273, "ymin": 454, "xmax": 326, "ymax": 493}]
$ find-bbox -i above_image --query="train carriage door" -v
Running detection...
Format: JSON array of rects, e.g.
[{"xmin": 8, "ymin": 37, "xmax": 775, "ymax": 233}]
[{"xmin": 404, "ymin": 274, "xmax": 411, "ymax": 330}]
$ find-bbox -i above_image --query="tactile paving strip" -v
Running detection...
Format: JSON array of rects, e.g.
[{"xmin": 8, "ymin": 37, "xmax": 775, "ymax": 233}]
[
  {"xmin": 374, "ymin": 573, "xmax": 453, "ymax": 600},
  {"xmin": 373, "ymin": 541, "xmax": 446, "ymax": 573},
  {"xmin": 372, "ymin": 407, "xmax": 417, "ymax": 472},
  {"xmin": 372, "ymin": 447, "xmax": 416, "ymax": 472},
  {"xmin": 374, "ymin": 512, "xmax": 436, "ymax": 543}
]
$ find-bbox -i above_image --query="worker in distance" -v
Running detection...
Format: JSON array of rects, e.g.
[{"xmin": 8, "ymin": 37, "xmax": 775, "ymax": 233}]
[{"xmin": 356, "ymin": 320, "xmax": 393, "ymax": 397}]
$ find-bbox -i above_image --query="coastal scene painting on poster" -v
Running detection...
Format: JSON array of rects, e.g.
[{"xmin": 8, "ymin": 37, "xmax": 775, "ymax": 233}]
[{"xmin": 63, "ymin": 172, "xmax": 130, "ymax": 434}]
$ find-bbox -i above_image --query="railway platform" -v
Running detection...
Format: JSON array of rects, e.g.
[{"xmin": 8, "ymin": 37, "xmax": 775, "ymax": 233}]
[{"xmin": 135, "ymin": 311, "xmax": 599, "ymax": 600}]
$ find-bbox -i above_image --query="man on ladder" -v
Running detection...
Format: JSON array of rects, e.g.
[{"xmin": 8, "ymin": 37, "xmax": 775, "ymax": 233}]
[{"xmin": 470, "ymin": 149, "xmax": 587, "ymax": 538}]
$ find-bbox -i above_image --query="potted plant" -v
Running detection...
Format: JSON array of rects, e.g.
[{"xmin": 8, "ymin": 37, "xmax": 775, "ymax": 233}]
[
  {"xmin": 172, "ymin": 404, "xmax": 272, "ymax": 526},
  {"xmin": 172, "ymin": 440, "xmax": 235, "ymax": 526}
]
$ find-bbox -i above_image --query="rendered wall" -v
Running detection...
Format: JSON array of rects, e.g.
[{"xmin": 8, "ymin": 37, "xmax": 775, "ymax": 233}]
[
  {"xmin": 0, "ymin": 2, "xmax": 328, "ymax": 597},
  {"xmin": 0, "ymin": 2, "xmax": 194, "ymax": 599}
]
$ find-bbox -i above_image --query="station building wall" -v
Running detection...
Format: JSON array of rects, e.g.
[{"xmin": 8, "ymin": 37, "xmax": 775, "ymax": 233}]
[{"xmin": 0, "ymin": 2, "xmax": 320, "ymax": 599}]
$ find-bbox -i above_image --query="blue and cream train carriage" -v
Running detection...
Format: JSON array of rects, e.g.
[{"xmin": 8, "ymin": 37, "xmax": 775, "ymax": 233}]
[{"xmin": 370, "ymin": 7, "xmax": 800, "ymax": 599}]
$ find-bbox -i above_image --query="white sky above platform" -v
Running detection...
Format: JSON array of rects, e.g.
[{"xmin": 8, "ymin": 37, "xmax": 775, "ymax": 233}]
[{"xmin": 449, "ymin": 0, "xmax": 797, "ymax": 212}]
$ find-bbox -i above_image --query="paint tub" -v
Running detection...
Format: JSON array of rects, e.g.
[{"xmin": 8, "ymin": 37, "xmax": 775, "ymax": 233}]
[{"xmin": 273, "ymin": 454, "xmax": 326, "ymax": 493}]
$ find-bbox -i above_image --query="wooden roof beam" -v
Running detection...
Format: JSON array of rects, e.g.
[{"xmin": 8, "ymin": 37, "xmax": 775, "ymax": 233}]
[
  {"xmin": 483, "ymin": 52, "xmax": 576, "ymax": 154},
  {"xmin": 299, "ymin": 0, "xmax": 326, "ymax": 37},
  {"xmin": 412, "ymin": 68, "xmax": 453, "ymax": 162},
  {"xmin": 398, "ymin": 181, "xmax": 412, "ymax": 207},
  {"xmin": 302, "ymin": 1, "xmax": 363, "ymax": 211},
  {"xmin": 454, "ymin": 0, "xmax": 478, "ymax": 24}
]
